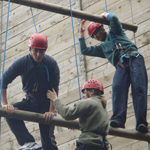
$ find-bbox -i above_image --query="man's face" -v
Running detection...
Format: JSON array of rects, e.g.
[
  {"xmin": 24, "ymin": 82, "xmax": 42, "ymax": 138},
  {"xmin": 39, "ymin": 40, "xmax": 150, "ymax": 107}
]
[
  {"xmin": 29, "ymin": 48, "xmax": 46, "ymax": 63},
  {"xmin": 92, "ymin": 28, "xmax": 107, "ymax": 41}
]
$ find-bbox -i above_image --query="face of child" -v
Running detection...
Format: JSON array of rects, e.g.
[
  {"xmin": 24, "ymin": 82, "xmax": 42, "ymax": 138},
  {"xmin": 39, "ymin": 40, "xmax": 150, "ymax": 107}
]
[
  {"xmin": 30, "ymin": 48, "xmax": 46, "ymax": 63},
  {"xmin": 83, "ymin": 91, "xmax": 89, "ymax": 99},
  {"xmin": 92, "ymin": 29, "xmax": 107, "ymax": 41},
  {"xmin": 83, "ymin": 89, "xmax": 94, "ymax": 99}
]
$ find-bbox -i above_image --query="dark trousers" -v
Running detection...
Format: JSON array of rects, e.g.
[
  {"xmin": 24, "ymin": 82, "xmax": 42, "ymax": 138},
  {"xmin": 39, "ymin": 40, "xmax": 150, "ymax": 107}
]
[
  {"xmin": 111, "ymin": 56, "xmax": 148, "ymax": 129},
  {"xmin": 6, "ymin": 98, "xmax": 58, "ymax": 150},
  {"xmin": 75, "ymin": 141, "xmax": 107, "ymax": 150}
]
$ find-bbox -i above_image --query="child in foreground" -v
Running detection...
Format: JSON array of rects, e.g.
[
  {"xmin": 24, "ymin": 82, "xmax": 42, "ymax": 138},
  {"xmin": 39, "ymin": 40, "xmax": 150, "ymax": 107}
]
[{"xmin": 47, "ymin": 79, "xmax": 110, "ymax": 150}]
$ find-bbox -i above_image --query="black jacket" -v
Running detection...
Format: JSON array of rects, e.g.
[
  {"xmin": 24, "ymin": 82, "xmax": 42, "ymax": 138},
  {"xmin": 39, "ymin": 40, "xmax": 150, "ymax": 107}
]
[{"xmin": 1, "ymin": 54, "xmax": 60, "ymax": 101}]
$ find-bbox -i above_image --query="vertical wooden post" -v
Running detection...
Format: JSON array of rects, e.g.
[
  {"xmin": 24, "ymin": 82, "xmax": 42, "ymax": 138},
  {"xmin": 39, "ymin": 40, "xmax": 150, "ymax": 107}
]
[{"xmin": 76, "ymin": 0, "xmax": 87, "ymax": 88}]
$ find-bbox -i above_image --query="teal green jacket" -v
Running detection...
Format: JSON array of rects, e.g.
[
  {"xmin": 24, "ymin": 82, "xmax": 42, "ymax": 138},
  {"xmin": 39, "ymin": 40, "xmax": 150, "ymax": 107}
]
[
  {"xmin": 53, "ymin": 96, "xmax": 109, "ymax": 148},
  {"xmin": 79, "ymin": 13, "xmax": 141, "ymax": 66}
]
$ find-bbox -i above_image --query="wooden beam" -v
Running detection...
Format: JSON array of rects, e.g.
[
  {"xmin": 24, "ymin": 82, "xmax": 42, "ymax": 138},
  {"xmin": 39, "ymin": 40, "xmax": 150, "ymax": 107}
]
[
  {"xmin": 0, "ymin": 107, "xmax": 150, "ymax": 142},
  {"xmin": 3, "ymin": 0, "xmax": 138, "ymax": 32},
  {"xmin": 76, "ymin": 0, "xmax": 87, "ymax": 86},
  {"xmin": 0, "ymin": 107, "xmax": 79, "ymax": 129},
  {"xmin": 109, "ymin": 127, "xmax": 150, "ymax": 143}
]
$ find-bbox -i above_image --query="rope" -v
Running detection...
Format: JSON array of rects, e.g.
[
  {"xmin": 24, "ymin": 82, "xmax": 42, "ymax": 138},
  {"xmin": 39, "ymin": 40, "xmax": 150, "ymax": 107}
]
[
  {"xmin": 104, "ymin": 0, "xmax": 108, "ymax": 12},
  {"xmin": 30, "ymin": 7, "xmax": 38, "ymax": 33},
  {"xmin": 104, "ymin": 0, "xmax": 123, "ymax": 51},
  {"xmin": 69, "ymin": 0, "xmax": 81, "ymax": 100},
  {"xmin": 129, "ymin": 0, "xmax": 136, "ymax": 45},
  {"xmin": 104, "ymin": 0, "xmax": 114, "ymax": 51},
  {"xmin": 0, "ymin": 0, "xmax": 10, "ymax": 104},
  {"xmin": 0, "ymin": 0, "xmax": 10, "ymax": 140},
  {"xmin": 0, "ymin": 1, "xmax": 3, "ymax": 107},
  {"xmin": 0, "ymin": 0, "xmax": 3, "ymax": 141}
]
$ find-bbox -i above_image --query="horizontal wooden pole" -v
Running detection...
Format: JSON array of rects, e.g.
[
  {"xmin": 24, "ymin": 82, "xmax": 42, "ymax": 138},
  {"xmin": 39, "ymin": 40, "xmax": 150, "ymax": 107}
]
[
  {"xmin": 109, "ymin": 127, "xmax": 150, "ymax": 142},
  {"xmin": 4, "ymin": 0, "xmax": 138, "ymax": 32},
  {"xmin": 0, "ymin": 107, "xmax": 150, "ymax": 142},
  {"xmin": 0, "ymin": 107, "xmax": 79, "ymax": 129}
]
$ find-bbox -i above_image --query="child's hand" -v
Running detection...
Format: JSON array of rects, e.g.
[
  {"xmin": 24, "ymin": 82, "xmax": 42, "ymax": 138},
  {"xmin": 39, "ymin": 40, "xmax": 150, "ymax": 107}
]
[
  {"xmin": 47, "ymin": 88, "xmax": 58, "ymax": 101},
  {"xmin": 43, "ymin": 112, "xmax": 54, "ymax": 122}
]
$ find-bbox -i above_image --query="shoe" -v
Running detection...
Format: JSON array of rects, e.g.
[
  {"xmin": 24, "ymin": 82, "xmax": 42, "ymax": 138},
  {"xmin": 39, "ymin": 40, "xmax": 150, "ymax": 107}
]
[
  {"xmin": 110, "ymin": 120, "xmax": 123, "ymax": 128},
  {"xmin": 137, "ymin": 124, "xmax": 148, "ymax": 133},
  {"xmin": 20, "ymin": 142, "xmax": 42, "ymax": 150}
]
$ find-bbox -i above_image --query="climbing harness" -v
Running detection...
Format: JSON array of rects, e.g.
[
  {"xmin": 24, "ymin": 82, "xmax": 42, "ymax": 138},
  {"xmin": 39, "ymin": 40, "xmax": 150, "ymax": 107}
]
[
  {"xmin": 32, "ymin": 62, "xmax": 50, "ymax": 93},
  {"xmin": 104, "ymin": 0, "xmax": 123, "ymax": 52},
  {"xmin": 69, "ymin": 0, "xmax": 81, "ymax": 100},
  {"xmin": 109, "ymin": 31, "xmax": 123, "ymax": 51},
  {"xmin": 105, "ymin": 0, "xmax": 138, "ymax": 73}
]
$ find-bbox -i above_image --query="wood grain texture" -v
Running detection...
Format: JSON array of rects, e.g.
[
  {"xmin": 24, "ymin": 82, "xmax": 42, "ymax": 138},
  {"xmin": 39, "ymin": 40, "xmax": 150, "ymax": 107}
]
[{"xmin": 1, "ymin": 0, "xmax": 150, "ymax": 149}]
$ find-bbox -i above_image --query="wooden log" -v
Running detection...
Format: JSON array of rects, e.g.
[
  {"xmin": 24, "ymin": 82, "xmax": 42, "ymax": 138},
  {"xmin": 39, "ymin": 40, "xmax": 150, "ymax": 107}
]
[
  {"xmin": 0, "ymin": 107, "xmax": 150, "ymax": 142},
  {"xmin": 109, "ymin": 127, "xmax": 150, "ymax": 143},
  {"xmin": 3, "ymin": 0, "xmax": 138, "ymax": 32},
  {"xmin": 0, "ymin": 107, "xmax": 79, "ymax": 129}
]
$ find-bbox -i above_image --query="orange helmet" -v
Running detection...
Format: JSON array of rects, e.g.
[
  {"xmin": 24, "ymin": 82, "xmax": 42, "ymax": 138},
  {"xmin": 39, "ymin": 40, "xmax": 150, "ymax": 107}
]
[
  {"xmin": 81, "ymin": 79, "xmax": 104, "ymax": 94},
  {"xmin": 87, "ymin": 22, "xmax": 103, "ymax": 37},
  {"xmin": 29, "ymin": 33, "xmax": 48, "ymax": 49}
]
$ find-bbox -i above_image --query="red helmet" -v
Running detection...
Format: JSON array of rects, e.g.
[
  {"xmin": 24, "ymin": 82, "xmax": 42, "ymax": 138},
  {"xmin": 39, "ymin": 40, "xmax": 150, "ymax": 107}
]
[
  {"xmin": 81, "ymin": 79, "xmax": 104, "ymax": 94},
  {"xmin": 87, "ymin": 22, "xmax": 103, "ymax": 37},
  {"xmin": 28, "ymin": 33, "xmax": 48, "ymax": 49}
]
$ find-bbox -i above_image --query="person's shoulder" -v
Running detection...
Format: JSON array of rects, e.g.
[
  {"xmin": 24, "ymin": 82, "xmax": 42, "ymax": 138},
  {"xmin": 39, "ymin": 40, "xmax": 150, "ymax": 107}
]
[
  {"xmin": 14, "ymin": 54, "xmax": 30, "ymax": 63},
  {"xmin": 44, "ymin": 54, "xmax": 58, "ymax": 64},
  {"xmin": 107, "ymin": 13, "xmax": 117, "ymax": 19},
  {"xmin": 87, "ymin": 96, "xmax": 102, "ymax": 104},
  {"xmin": 81, "ymin": 97, "xmax": 94, "ymax": 104},
  {"xmin": 43, "ymin": 54, "xmax": 59, "ymax": 70},
  {"xmin": 44, "ymin": 54, "xmax": 56, "ymax": 61}
]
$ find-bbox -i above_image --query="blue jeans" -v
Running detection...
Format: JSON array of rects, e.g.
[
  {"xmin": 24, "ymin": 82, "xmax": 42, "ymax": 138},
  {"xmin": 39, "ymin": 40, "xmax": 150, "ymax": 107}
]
[
  {"xmin": 6, "ymin": 98, "xmax": 58, "ymax": 150},
  {"xmin": 111, "ymin": 56, "xmax": 148, "ymax": 129}
]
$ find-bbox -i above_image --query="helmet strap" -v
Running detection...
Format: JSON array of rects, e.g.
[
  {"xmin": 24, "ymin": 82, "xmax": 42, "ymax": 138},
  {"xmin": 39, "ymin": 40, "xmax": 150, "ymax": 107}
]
[
  {"xmin": 85, "ymin": 89, "xmax": 90, "ymax": 98},
  {"xmin": 29, "ymin": 47, "xmax": 33, "ymax": 55}
]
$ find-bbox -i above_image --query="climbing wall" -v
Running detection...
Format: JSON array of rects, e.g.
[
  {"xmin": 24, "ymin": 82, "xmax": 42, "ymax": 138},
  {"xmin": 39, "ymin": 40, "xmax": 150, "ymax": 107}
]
[{"xmin": 0, "ymin": 0, "xmax": 150, "ymax": 149}]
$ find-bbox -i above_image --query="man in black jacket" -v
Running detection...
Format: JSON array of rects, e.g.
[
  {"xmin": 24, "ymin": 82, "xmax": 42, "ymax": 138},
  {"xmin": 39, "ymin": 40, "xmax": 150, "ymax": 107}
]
[{"xmin": 1, "ymin": 33, "xmax": 60, "ymax": 150}]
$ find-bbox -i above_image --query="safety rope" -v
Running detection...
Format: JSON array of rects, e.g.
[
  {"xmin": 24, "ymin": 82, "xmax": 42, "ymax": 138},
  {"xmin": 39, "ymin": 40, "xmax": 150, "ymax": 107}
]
[
  {"xmin": 105, "ymin": 0, "xmax": 114, "ymax": 51},
  {"xmin": 0, "ymin": 0, "xmax": 3, "ymax": 141},
  {"xmin": 0, "ymin": 0, "xmax": 3, "ymax": 107},
  {"xmin": 30, "ymin": 8, "xmax": 51, "ymax": 93},
  {"xmin": 30, "ymin": 7, "xmax": 38, "ymax": 33},
  {"xmin": 104, "ymin": 0, "xmax": 108, "ymax": 12},
  {"xmin": 0, "ymin": 0, "xmax": 10, "ymax": 104},
  {"xmin": 69, "ymin": 0, "xmax": 81, "ymax": 100},
  {"xmin": 129, "ymin": 0, "xmax": 136, "ymax": 45},
  {"xmin": 0, "ymin": 0, "xmax": 10, "ymax": 140},
  {"xmin": 105, "ymin": 0, "xmax": 123, "ymax": 51}
]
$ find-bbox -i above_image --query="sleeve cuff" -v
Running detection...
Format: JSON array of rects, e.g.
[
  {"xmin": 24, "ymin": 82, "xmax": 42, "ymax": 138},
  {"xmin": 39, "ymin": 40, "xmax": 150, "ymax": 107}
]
[
  {"xmin": 53, "ymin": 98, "xmax": 59, "ymax": 102},
  {"xmin": 107, "ymin": 13, "xmax": 113, "ymax": 20},
  {"xmin": 78, "ymin": 37, "xmax": 84, "ymax": 40}
]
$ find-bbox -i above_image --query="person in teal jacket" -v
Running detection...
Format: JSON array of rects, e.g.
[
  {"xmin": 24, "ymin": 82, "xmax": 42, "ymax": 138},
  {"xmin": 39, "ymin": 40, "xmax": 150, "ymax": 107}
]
[
  {"xmin": 78, "ymin": 13, "xmax": 148, "ymax": 133},
  {"xmin": 47, "ymin": 79, "xmax": 110, "ymax": 150}
]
